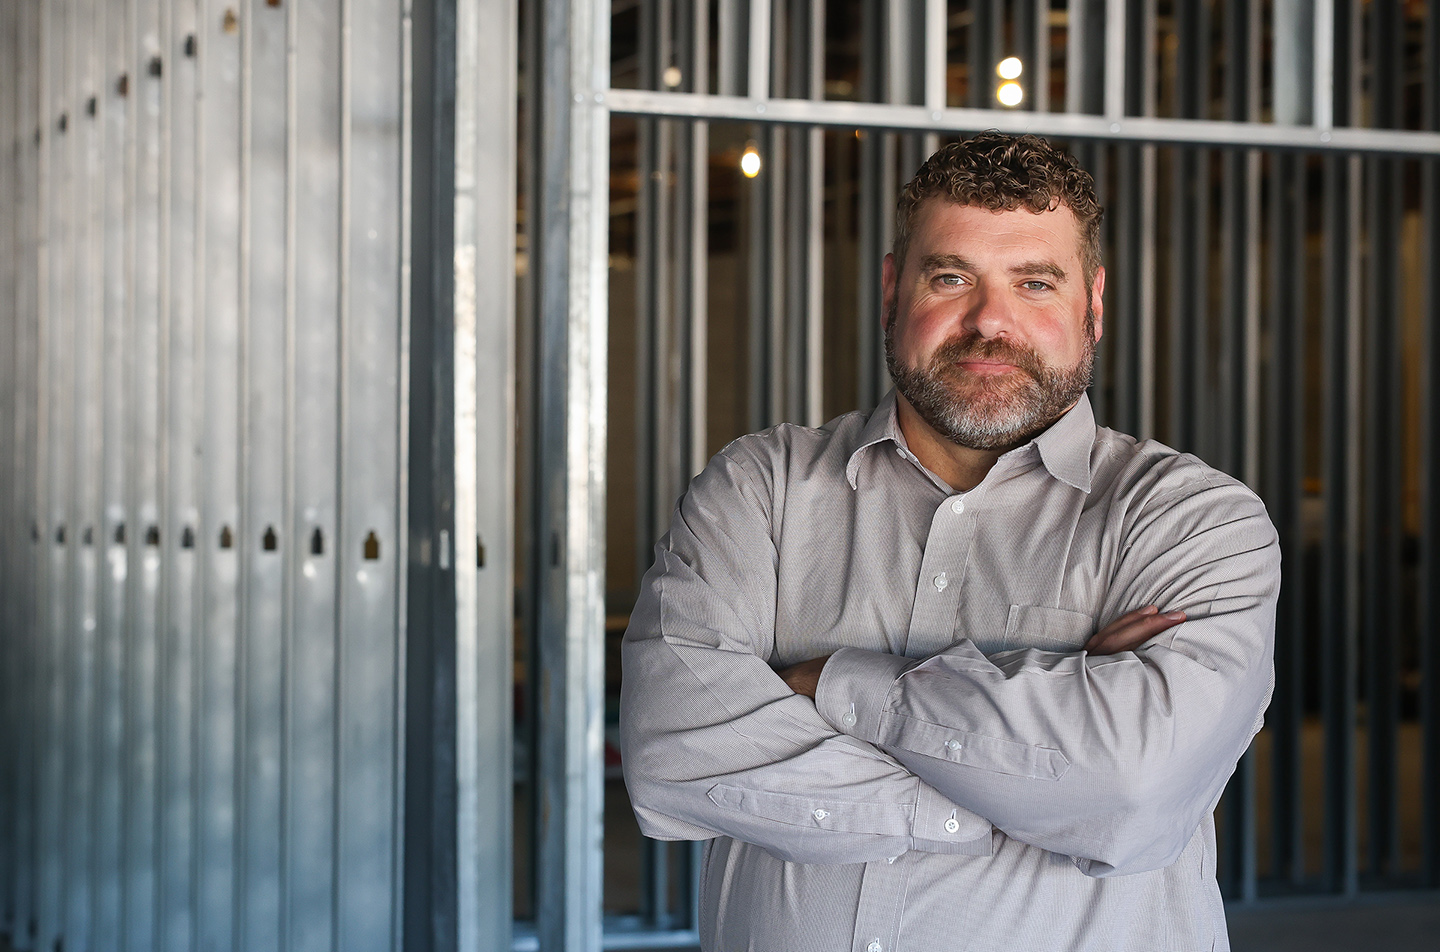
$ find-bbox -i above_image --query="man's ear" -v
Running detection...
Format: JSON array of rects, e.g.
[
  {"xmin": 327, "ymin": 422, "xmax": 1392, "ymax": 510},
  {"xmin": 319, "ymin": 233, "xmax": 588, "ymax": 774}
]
[
  {"xmin": 881, "ymin": 253, "xmax": 897, "ymax": 330},
  {"xmin": 1090, "ymin": 265, "xmax": 1106, "ymax": 341}
]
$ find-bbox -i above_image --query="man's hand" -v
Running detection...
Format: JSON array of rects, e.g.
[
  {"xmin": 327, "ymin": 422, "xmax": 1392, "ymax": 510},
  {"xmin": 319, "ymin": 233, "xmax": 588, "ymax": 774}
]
[
  {"xmin": 1084, "ymin": 605, "xmax": 1185, "ymax": 655},
  {"xmin": 779, "ymin": 654, "xmax": 832, "ymax": 699}
]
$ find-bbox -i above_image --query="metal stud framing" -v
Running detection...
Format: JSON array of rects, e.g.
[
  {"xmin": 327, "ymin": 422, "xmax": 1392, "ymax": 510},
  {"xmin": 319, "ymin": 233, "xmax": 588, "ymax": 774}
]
[
  {"xmin": 0, "ymin": 0, "xmax": 493, "ymax": 948},
  {"xmin": 509, "ymin": 1, "xmax": 1440, "ymax": 949},
  {"xmin": 9, "ymin": 4, "xmax": 1440, "ymax": 952}
]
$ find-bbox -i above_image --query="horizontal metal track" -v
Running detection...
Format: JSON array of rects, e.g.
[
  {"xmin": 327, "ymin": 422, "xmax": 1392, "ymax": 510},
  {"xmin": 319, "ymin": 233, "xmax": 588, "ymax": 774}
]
[{"xmin": 602, "ymin": 89, "xmax": 1440, "ymax": 156}]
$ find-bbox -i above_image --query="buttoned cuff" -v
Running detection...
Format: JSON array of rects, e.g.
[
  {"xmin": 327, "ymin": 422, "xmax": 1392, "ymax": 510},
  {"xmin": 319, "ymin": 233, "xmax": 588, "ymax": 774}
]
[
  {"xmin": 911, "ymin": 782, "xmax": 994, "ymax": 855},
  {"xmin": 816, "ymin": 647, "xmax": 917, "ymax": 742}
]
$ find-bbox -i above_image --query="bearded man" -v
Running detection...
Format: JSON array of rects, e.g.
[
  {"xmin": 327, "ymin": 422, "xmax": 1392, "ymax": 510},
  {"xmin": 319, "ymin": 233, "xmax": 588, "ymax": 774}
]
[{"xmin": 620, "ymin": 132, "xmax": 1278, "ymax": 952}]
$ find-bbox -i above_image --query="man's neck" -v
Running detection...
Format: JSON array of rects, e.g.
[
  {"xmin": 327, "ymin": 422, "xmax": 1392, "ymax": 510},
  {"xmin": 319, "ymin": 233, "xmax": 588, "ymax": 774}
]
[{"xmin": 894, "ymin": 396, "xmax": 1005, "ymax": 493}]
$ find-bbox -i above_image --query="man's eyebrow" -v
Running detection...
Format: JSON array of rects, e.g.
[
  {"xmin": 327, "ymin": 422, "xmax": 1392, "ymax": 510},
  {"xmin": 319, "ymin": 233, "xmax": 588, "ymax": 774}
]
[
  {"xmin": 1010, "ymin": 260, "xmax": 1068, "ymax": 282},
  {"xmin": 917, "ymin": 253, "xmax": 974, "ymax": 273}
]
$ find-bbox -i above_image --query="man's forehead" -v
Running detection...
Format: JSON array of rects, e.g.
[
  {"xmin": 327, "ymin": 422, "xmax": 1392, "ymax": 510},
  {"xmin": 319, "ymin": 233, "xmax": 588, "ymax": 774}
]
[
  {"xmin": 915, "ymin": 196, "xmax": 1080, "ymax": 227},
  {"xmin": 910, "ymin": 199, "xmax": 1085, "ymax": 260}
]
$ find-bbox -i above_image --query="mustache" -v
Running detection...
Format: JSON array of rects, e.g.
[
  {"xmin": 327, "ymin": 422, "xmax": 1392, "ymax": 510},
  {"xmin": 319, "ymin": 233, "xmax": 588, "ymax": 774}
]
[{"xmin": 930, "ymin": 334, "xmax": 1045, "ymax": 379}]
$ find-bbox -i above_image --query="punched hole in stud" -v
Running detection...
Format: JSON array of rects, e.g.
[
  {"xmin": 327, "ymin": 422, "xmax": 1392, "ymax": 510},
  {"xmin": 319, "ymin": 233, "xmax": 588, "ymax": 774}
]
[
  {"xmin": 219, "ymin": 525, "xmax": 233, "ymax": 549},
  {"xmin": 310, "ymin": 527, "xmax": 324, "ymax": 556},
  {"xmin": 114, "ymin": 523, "xmax": 125, "ymax": 544},
  {"xmin": 181, "ymin": 525, "xmax": 195, "ymax": 549},
  {"xmin": 478, "ymin": 535, "xmax": 485, "ymax": 568},
  {"xmin": 82, "ymin": 526, "xmax": 93, "ymax": 545},
  {"xmin": 146, "ymin": 525, "xmax": 160, "ymax": 546},
  {"xmin": 56, "ymin": 525, "xmax": 66, "ymax": 544},
  {"xmin": 31, "ymin": 522, "xmax": 40, "ymax": 542},
  {"xmin": 363, "ymin": 530, "xmax": 381, "ymax": 560},
  {"xmin": 262, "ymin": 526, "xmax": 278, "ymax": 551}
]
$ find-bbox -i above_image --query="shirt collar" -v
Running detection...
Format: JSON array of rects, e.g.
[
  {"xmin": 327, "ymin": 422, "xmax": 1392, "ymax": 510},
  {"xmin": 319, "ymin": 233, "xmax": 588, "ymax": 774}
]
[{"xmin": 845, "ymin": 389, "xmax": 1095, "ymax": 493}]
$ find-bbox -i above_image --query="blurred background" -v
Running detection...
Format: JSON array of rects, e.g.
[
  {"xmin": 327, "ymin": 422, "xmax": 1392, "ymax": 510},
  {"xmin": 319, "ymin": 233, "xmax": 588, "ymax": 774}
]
[{"xmin": 3, "ymin": 2, "xmax": 1440, "ymax": 951}]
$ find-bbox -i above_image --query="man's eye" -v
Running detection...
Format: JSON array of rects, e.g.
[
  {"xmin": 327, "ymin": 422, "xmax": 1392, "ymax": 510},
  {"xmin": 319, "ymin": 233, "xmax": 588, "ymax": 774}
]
[
  {"xmin": 937, "ymin": 274, "xmax": 963, "ymax": 286},
  {"xmin": 1021, "ymin": 280, "xmax": 1052, "ymax": 291}
]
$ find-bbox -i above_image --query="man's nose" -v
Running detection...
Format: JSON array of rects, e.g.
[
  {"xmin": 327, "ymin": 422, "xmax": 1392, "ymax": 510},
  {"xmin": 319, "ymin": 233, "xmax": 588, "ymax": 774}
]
[{"xmin": 960, "ymin": 285, "xmax": 1014, "ymax": 339}]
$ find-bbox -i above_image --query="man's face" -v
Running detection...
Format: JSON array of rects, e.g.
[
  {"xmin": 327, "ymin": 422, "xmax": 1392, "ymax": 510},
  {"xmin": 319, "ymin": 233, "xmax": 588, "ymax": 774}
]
[{"xmin": 882, "ymin": 200, "xmax": 1105, "ymax": 451}]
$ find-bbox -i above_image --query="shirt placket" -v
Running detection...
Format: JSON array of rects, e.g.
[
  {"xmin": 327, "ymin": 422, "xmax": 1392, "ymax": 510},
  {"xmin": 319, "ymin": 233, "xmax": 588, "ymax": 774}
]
[
  {"xmin": 850, "ymin": 854, "xmax": 911, "ymax": 952},
  {"xmin": 903, "ymin": 491, "xmax": 975, "ymax": 655}
]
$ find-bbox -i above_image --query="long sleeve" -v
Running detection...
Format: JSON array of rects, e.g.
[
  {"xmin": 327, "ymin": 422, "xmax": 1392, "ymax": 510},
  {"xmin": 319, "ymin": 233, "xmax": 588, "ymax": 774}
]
[
  {"xmin": 814, "ymin": 472, "xmax": 1280, "ymax": 876},
  {"xmin": 620, "ymin": 446, "xmax": 992, "ymax": 865}
]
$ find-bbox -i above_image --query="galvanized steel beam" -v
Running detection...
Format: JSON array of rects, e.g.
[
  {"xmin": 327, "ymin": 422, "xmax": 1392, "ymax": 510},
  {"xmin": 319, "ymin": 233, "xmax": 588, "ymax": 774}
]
[
  {"xmin": 534, "ymin": 0, "xmax": 610, "ymax": 949},
  {"xmin": 600, "ymin": 89, "xmax": 1440, "ymax": 156}
]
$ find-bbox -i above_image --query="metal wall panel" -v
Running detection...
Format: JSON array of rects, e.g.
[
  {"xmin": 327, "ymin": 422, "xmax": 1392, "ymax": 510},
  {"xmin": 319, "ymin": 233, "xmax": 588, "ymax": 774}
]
[
  {"xmin": 464, "ymin": 0, "xmax": 518, "ymax": 947},
  {"xmin": 0, "ymin": 0, "xmax": 18, "ymax": 926},
  {"xmin": 157, "ymin": 5, "xmax": 200, "ymax": 952},
  {"xmin": 337, "ymin": 0, "xmax": 407, "ymax": 945},
  {"xmin": 93, "ymin": 0, "xmax": 132, "ymax": 941},
  {"xmin": 289, "ymin": 0, "xmax": 345, "ymax": 947},
  {"xmin": 0, "ymin": 0, "xmax": 447, "ymax": 949},
  {"xmin": 196, "ymin": 3, "xmax": 245, "ymax": 949},
  {"xmin": 240, "ymin": 1, "xmax": 290, "ymax": 945}
]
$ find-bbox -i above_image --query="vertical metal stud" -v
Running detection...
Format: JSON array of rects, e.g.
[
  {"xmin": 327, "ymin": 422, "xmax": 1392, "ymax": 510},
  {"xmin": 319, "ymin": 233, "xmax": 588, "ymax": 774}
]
[
  {"xmin": 36, "ymin": 1, "xmax": 69, "ymax": 946},
  {"xmin": 1361, "ymin": 0, "xmax": 1405, "ymax": 885},
  {"xmin": 239, "ymin": 0, "xmax": 289, "ymax": 944},
  {"xmin": 94, "ymin": 0, "xmax": 133, "ymax": 941},
  {"xmin": 0, "ymin": 0, "xmax": 17, "ymax": 927},
  {"xmin": 125, "ymin": 0, "xmax": 166, "ymax": 944},
  {"xmin": 460, "ymin": 0, "xmax": 518, "ymax": 942},
  {"xmin": 1264, "ymin": 146, "xmax": 1310, "ymax": 887},
  {"xmin": 1424, "ymin": 0, "xmax": 1440, "ymax": 891},
  {"xmin": 535, "ymin": 0, "xmax": 610, "ymax": 948},
  {"xmin": 65, "ymin": 1, "xmax": 104, "ymax": 948},
  {"xmin": 1319, "ymin": 0, "xmax": 1362, "ymax": 898},
  {"xmin": 156, "ymin": 3, "xmax": 201, "ymax": 952},
  {"xmin": 196, "ymin": 0, "xmax": 245, "ymax": 946},
  {"xmin": 288, "ymin": 0, "xmax": 344, "ymax": 947},
  {"xmin": 337, "ymin": 0, "xmax": 408, "ymax": 947}
]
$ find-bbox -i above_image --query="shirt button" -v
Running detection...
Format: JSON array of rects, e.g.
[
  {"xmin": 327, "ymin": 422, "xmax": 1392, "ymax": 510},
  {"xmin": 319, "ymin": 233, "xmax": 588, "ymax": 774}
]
[
  {"xmin": 895, "ymin": 447, "xmax": 905, "ymax": 458},
  {"xmin": 841, "ymin": 711, "xmax": 857, "ymax": 728},
  {"xmin": 813, "ymin": 808, "xmax": 830, "ymax": 820},
  {"xmin": 933, "ymin": 572, "xmax": 948, "ymax": 592},
  {"xmin": 868, "ymin": 941, "xmax": 883, "ymax": 952},
  {"xmin": 944, "ymin": 817, "xmax": 961, "ymax": 834},
  {"xmin": 945, "ymin": 739, "xmax": 962, "ymax": 751},
  {"xmin": 951, "ymin": 498, "xmax": 965, "ymax": 514}
]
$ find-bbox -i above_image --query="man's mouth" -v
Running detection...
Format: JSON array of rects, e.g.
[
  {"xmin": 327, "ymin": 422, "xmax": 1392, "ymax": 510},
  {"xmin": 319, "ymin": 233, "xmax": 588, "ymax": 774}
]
[{"xmin": 955, "ymin": 359, "xmax": 1020, "ymax": 376}]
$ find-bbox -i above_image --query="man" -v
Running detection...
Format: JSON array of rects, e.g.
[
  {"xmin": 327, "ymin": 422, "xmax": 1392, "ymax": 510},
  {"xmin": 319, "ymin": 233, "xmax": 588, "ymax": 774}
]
[{"xmin": 620, "ymin": 132, "xmax": 1278, "ymax": 952}]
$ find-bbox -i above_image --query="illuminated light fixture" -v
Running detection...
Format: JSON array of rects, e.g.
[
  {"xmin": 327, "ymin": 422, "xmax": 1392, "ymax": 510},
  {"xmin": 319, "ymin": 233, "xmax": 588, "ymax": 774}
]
[
  {"xmin": 662, "ymin": 65, "xmax": 683, "ymax": 88},
  {"xmin": 740, "ymin": 142, "xmax": 762, "ymax": 178},
  {"xmin": 997, "ymin": 81, "xmax": 1024, "ymax": 107},
  {"xmin": 996, "ymin": 56, "xmax": 1023, "ymax": 80}
]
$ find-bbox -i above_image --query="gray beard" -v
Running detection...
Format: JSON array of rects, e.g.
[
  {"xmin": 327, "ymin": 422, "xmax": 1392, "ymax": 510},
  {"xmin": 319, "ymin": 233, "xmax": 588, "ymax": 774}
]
[{"xmin": 883, "ymin": 305, "xmax": 1096, "ymax": 451}]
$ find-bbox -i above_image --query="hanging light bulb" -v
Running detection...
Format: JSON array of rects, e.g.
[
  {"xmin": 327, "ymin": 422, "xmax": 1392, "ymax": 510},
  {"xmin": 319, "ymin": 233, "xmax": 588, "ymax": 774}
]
[
  {"xmin": 997, "ymin": 81, "xmax": 1024, "ymax": 107},
  {"xmin": 996, "ymin": 56, "xmax": 1023, "ymax": 80},
  {"xmin": 740, "ymin": 141, "xmax": 762, "ymax": 178}
]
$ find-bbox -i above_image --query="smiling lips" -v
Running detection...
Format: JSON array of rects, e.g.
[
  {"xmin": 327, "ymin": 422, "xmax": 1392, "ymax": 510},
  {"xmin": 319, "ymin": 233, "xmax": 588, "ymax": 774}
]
[
  {"xmin": 927, "ymin": 333, "xmax": 1049, "ymax": 385},
  {"xmin": 955, "ymin": 359, "xmax": 1019, "ymax": 376}
]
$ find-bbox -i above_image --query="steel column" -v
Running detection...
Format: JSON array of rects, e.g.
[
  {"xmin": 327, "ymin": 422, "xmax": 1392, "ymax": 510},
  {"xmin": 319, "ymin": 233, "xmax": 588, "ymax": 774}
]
[
  {"xmin": 462, "ymin": 0, "xmax": 518, "ymax": 945},
  {"xmin": 535, "ymin": 0, "xmax": 610, "ymax": 949}
]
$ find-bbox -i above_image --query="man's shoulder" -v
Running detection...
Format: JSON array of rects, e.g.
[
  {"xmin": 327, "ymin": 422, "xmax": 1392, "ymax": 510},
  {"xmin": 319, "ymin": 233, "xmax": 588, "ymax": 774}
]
[
  {"xmin": 711, "ymin": 408, "xmax": 874, "ymax": 473},
  {"xmin": 1090, "ymin": 425, "xmax": 1273, "ymax": 528}
]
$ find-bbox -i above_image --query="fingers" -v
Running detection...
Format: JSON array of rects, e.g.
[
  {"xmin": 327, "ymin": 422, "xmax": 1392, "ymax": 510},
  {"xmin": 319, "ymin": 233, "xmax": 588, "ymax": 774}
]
[{"xmin": 1084, "ymin": 605, "xmax": 1186, "ymax": 656}]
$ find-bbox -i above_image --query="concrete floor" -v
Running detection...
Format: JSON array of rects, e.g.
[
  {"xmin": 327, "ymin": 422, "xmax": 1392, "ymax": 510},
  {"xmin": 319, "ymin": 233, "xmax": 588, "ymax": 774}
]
[{"xmin": 1226, "ymin": 894, "xmax": 1440, "ymax": 952}]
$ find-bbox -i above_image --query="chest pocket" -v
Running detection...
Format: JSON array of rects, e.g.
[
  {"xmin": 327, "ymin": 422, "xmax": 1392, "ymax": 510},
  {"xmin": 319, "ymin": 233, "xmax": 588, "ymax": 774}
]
[{"xmin": 1002, "ymin": 604, "xmax": 1095, "ymax": 652}]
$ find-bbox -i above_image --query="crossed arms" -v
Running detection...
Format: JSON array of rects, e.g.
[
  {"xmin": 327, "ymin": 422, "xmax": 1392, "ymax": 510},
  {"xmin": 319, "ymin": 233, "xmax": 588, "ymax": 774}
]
[{"xmin": 619, "ymin": 447, "xmax": 1280, "ymax": 875}]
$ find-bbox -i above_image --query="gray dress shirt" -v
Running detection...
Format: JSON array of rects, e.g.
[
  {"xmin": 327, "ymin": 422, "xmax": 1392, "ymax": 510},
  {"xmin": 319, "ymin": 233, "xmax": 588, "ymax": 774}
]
[{"xmin": 620, "ymin": 391, "xmax": 1279, "ymax": 952}]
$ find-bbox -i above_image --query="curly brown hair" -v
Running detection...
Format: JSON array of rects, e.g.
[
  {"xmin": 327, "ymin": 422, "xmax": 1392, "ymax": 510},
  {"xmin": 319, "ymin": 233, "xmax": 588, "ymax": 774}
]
[{"xmin": 894, "ymin": 131, "xmax": 1104, "ymax": 285}]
